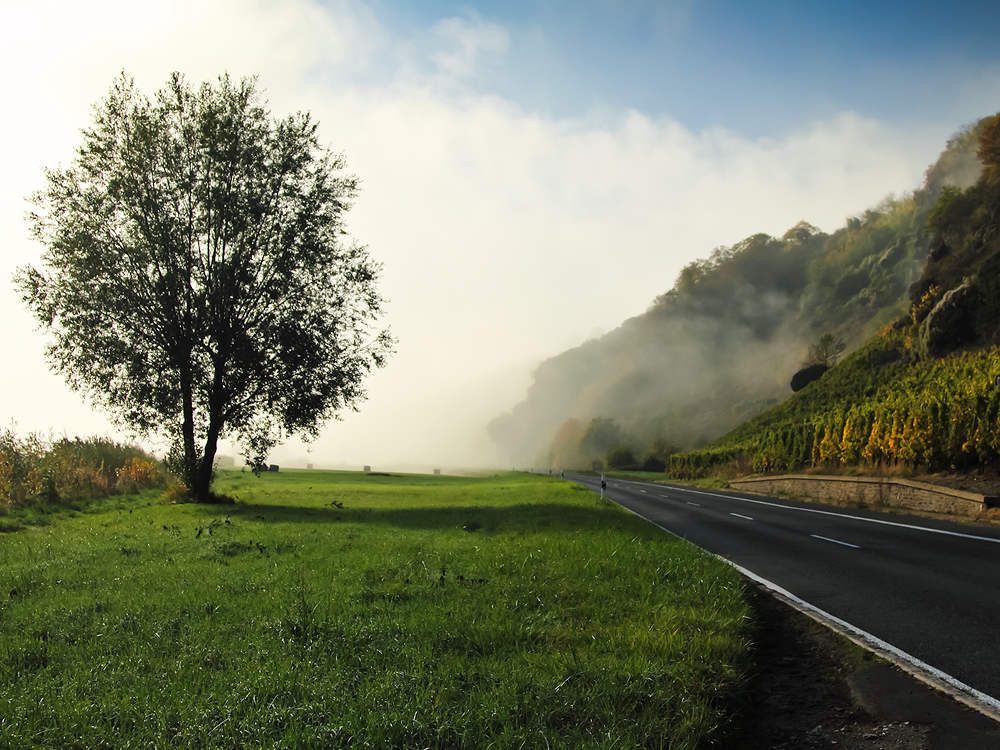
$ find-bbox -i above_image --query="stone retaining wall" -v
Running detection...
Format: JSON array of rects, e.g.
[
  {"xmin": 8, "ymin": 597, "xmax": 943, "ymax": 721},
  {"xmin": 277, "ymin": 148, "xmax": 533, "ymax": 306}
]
[{"xmin": 728, "ymin": 474, "xmax": 997, "ymax": 516}]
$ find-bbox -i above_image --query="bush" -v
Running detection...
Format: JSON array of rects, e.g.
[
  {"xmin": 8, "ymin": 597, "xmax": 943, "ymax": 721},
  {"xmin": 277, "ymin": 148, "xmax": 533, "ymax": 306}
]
[
  {"xmin": 117, "ymin": 457, "xmax": 161, "ymax": 493},
  {"xmin": 605, "ymin": 446, "xmax": 636, "ymax": 469},
  {"xmin": 790, "ymin": 364, "xmax": 828, "ymax": 392},
  {"xmin": 163, "ymin": 483, "xmax": 190, "ymax": 504},
  {"xmin": 0, "ymin": 430, "xmax": 49, "ymax": 508},
  {"xmin": 0, "ymin": 430, "xmax": 163, "ymax": 510},
  {"xmin": 641, "ymin": 455, "xmax": 667, "ymax": 472}
]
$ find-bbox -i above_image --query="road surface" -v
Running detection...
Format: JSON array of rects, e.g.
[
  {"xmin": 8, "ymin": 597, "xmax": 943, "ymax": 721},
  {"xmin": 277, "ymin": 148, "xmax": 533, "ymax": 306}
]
[{"xmin": 566, "ymin": 473, "xmax": 1000, "ymax": 709}]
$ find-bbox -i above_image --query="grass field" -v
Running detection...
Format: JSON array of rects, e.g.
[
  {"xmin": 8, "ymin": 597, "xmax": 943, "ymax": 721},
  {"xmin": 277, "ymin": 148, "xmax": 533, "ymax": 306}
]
[
  {"xmin": 0, "ymin": 469, "xmax": 751, "ymax": 749},
  {"xmin": 598, "ymin": 470, "xmax": 730, "ymax": 491}
]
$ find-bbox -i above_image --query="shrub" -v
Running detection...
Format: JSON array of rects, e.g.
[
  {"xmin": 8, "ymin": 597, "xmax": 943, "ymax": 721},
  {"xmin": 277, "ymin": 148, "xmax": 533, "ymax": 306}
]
[
  {"xmin": 117, "ymin": 457, "xmax": 159, "ymax": 491},
  {"xmin": 790, "ymin": 364, "xmax": 828, "ymax": 392},
  {"xmin": 0, "ymin": 429, "xmax": 44, "ymax": 509},
  {"xmin": 605, "ymin": 446, "xmax": 636, "ymax": 469},
  {"xmin": 163, "ymin": 483, "xmax": 190, "ymax": 504},
  {"xmin": 0, "ymin": 430, "xmax": 163, "ymax": 510},
  {"xmin": 641, "ymin": 455, "xmax": 667, "ymax": 472}
]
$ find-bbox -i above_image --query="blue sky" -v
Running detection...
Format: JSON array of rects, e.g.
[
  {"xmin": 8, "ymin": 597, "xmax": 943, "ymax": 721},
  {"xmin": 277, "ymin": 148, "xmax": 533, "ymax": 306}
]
[
  {"xmin": 356, "ymin": 0, "xmax": 1000, "ymax": 134},
  {"xmin": 2, "ymin": 0, "xmax": 999, "ymax": 468}
]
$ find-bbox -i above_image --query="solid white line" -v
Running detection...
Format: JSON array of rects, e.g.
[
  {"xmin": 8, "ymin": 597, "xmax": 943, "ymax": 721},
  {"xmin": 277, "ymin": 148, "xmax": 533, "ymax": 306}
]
[
  {"xmin": 730, "ymin": 513, "xmax": 754, "ymax": 521},
  {"xmin": 632, "ymin": 480, "xmax": 1000, "ymax": 545},
  {"xmin": 811, "ymin": 534, "xmax": 861, "ymax": 549},
  {"xmin": 730, "ymin": 561, "xmax": 1000, "ymax": 719},
  {"xmin": 603, "ymin": 492, "xmax": 1000, "ymax": 719}
]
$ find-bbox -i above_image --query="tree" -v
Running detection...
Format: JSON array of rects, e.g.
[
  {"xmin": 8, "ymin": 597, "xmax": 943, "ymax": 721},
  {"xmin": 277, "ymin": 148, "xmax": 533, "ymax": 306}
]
[
  {"xmin": 577, "ymin": 418, "xmax": 624, "ymax": 461},
  {"xmin": 977, "ymin": 112, "xmax": 1000, "ymax": 179},
  {"xmin": 604, "ymin": 446, "xmax": 635, "ymax": 469},
  {"xmin": 16, "ymin": 73, "xmax": 394, "ymax": 502},
  {"xmin": 808, "ymin": 333, "xmax": 846, "ymax": 368},
  {"xmin": 781, "ymin": 220, "xmax": 820, "ymax": 245}
]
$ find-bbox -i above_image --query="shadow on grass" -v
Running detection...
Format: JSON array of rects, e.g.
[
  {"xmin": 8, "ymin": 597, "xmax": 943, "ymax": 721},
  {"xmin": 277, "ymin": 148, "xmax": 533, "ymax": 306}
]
[
  {"xmin": 226, "ymin": 500, "xmax": 626, "ymax": 535},
  {"xmin": 0, "ymin": 489, "xmax": 164, "ymax": 532}
]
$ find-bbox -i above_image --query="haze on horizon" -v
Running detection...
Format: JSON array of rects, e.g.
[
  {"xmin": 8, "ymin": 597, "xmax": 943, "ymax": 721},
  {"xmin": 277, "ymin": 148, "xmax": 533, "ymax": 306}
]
[{"xmin": 3, "ymin": 0, "xmax": 1000, "ymax": 472}]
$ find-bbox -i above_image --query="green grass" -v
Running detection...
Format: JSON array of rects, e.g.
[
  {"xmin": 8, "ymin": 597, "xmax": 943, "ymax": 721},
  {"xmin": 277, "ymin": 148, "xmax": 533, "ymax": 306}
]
[
  {"xmin": 0, "ymin": 469, "xmax": 750, "ymax": 749},
  {"xmin": 588, "ymin": 469, "xmax": 731, "ymax": 491},
  {"xmin": 602, "ymin": 470, "xmax": 668, "ymax": 482}
]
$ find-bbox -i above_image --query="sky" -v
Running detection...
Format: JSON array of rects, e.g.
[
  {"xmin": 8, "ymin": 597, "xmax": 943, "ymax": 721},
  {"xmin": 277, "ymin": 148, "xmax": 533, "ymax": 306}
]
[{"xmin": 2, "ymin": 0, "xmax": 1000, "ymax": 471}]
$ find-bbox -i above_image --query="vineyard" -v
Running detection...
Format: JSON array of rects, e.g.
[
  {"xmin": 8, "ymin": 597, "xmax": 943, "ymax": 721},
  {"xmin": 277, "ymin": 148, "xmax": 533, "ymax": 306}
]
[
  {"xmin": 670, "ymin": 328, "xmax": 1000, "ymax": 478},
  {"xmin": 667, "ymin": 114, "xmax": 1000, "ymax": 481}
]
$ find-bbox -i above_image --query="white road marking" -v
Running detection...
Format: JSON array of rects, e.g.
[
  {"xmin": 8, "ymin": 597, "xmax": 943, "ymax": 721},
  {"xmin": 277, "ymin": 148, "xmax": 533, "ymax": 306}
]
[
  {"xmin": 729, "ymin": 562, "xmax": 1000, "ymax": 720},
  {"xmin": 811, "ymin": 534, "xmax": 861, "ymax": 549},
  {"xmin": 604, "ymin": 491, "xmax": 1000, "ymax": 720},
  {"xmin": 687, "ymin": 502, "xmax": 701, "ymax": 506},
  {"xmin": 730, "ymin": 513, "xmax": 754, "ymax": 521},
  {"xmin": 610, "ymin": 478, "xmax": 1000, "ymax": 545}
]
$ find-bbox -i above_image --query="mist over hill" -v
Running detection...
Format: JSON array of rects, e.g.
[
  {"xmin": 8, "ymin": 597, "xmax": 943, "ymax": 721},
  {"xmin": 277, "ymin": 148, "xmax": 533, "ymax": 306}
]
[{"xmin": 488, "ymin": 118, "xmax": 989, "ymax": 470}]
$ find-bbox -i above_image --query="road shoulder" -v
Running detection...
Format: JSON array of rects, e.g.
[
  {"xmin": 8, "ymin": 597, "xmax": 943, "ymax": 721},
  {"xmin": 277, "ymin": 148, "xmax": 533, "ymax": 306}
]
[{"xmin": 732, "ymin": 587, "xmax": 1000, "ymax": 749}]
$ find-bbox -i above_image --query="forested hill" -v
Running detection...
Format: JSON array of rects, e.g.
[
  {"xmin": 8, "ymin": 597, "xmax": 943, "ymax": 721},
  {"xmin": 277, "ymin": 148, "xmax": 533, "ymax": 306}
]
[
  {"xmin": 673, "ymin": 112, "xmax": 1000, "ymax": 478},
  {"xmin": 488, "ymin": 115, "xmax": 994, "ymax": 471}
]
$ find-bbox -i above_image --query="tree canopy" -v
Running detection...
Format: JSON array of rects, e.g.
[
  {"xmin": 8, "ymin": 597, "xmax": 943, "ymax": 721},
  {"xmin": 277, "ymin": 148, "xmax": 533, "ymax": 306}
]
[
  {"xmin": 16, "ymin": 72, "xmax": 393, "ymax": 501},
  {"xmin": 808, "ymin": 333, "xmax": 846, "ymax": 368}
]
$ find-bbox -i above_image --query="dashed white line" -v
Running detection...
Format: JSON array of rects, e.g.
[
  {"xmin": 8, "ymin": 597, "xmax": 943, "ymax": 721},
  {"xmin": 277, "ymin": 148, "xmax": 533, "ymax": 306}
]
[
  {"xmin": 730, "ymin": 513, "xmax": 754, "ymax": 521},
  {"xmin": 669, "ymin": 485, "xmax": 1000, "ymax": 544},
  {"xmin": 812, "ymin": 534, "xmax": 861, "ymax": 549},
  {"xmin": 687, "ymin": 502, "xmax": 701, "ymax": 507},
  {"xmin": 589, "ymin": 473, "xmax": 1000, "ymax": 719}
]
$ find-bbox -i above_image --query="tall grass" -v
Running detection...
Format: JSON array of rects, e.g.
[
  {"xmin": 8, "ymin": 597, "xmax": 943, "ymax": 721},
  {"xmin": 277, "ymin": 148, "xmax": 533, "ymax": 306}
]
[
  {"xmin": 0, "ymin": 469, "xmax": 750, "ymax": 748},
  {"xmin": 0, "ymin": 428, "xmax": 165, "ymax": 511}
]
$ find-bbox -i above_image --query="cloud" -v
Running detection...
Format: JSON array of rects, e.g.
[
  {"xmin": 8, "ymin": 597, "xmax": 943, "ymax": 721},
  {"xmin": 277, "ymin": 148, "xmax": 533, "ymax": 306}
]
[
  {"xmin": 429, "ymin": 15, "xmax": 509, "ymax": 80},
  {"xmin": 0, "ymin": 0, "xmax": 967, "ymax": 470},
  {"xmin": 281, "ymin": 94, "xmax": 945, "ymax": 468}
]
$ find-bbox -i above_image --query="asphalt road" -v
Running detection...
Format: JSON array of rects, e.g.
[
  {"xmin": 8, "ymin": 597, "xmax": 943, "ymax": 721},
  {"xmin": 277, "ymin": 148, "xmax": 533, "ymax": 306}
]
[{"xmin": 564, "ymin": 473, "xmax": 1000, "ymax": 705}]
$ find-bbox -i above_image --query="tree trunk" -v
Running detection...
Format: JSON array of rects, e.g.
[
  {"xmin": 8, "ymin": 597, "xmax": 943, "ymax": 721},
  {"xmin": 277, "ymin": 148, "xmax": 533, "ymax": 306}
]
[
  {"xmin": 192, "ymin": 362, "xmax": 228, "ymax": 502},
  {"xmin": 195, "ymin": 416, "xmax": 223, "ymax": 503},
  {"xmin": 179, "ymin": 363, "xmax": 204, "ymax": 501}
]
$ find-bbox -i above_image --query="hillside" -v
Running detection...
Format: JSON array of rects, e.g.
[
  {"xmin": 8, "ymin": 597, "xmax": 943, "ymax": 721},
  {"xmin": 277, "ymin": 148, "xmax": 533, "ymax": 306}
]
[
  {"xmin": 671, "ymin": 328, "xmax": 1000, "ymax": 478},
  {"xmin": 489, "ymin": 115, "xmax": 995, "ymax": 472},
  {"xmin": 673, "ymin": 112, "xmax": 1000, "ymax": 479}
]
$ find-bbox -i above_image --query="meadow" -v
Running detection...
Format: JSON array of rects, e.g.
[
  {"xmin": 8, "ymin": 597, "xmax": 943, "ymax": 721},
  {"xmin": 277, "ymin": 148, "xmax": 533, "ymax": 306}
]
[{"xmin": 0, "ymin": 469, "xmax": 750, "ymax": 749}]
